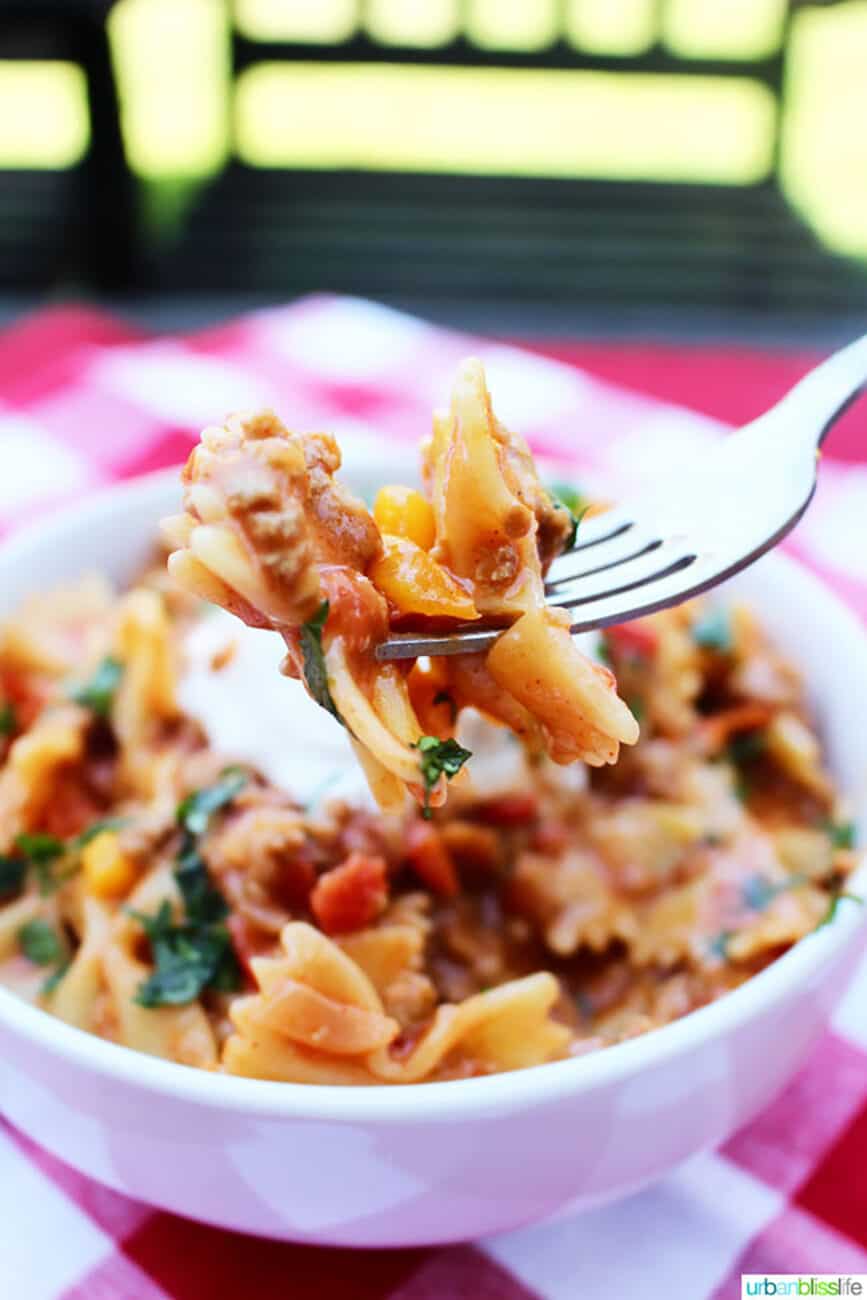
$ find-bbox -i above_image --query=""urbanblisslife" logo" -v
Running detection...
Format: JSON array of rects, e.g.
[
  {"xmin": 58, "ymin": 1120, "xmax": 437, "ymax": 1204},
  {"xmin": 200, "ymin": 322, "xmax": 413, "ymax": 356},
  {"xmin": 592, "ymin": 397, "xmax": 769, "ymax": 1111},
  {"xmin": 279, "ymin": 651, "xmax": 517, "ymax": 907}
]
[{"xmin": 742, "ymin": 1278, "xmax": 866, "ymax": 1297}]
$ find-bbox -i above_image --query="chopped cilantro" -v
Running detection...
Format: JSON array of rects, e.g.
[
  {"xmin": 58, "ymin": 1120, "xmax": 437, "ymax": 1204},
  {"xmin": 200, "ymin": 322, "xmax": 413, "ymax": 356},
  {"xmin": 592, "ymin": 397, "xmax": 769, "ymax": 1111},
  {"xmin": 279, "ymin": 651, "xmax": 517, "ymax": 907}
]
[
  {"xmin": 413, "ymin": 736, "xmax": 472, "ymax": 819},
  {"xmin": 6, "ymin": 823, "xmax": 130, "ymax": 896},
  {"xmin": 15, "ymin": 832, "xmax": 63, "ymax": 861},
  {"xmin": 18, "ymin": 919, "xmax": 64, "ymax": 966},
  {"xmin": 41, "ymin": 959, "xmax": 71, "ymax": 996},
  {"xmin": 68, "ymin": 655, "xmax": 123, "ymax": 718},
  {"xmin": 71, "ymin": 817, "xmax": 130, "ymax": 849},
  {"xmin": 817, "ymin": 889, "xmax": 864, "ymax": 930},
  {"xmin": 177, "ymin": 767, "xmax": 248, "ymax": 838},
  {"xmin": 549, "ymin": 483, "xmax": 589, "ymax": 554},
  {"xmin": 14, "ymin": 833, "xmax": 66, "ymax": 894},
  {"xmin": 596, "ymin": 637, "xmax": 612, "ymax": 666},
  {"xmin": 175, "ymin": 842, "xmax": 228, "ymax": 926},
  {"xmin": 132, "ymin": 769, "xmax": 248, "ymax": 1007},
  {"xmin": 625, "ymin": 695, "xmax": 645, "ymax": 724},
  {"xmin": 0, "ymin": 701, "xmax": 17, "ymax": 736},
  {"xmin": 692, "ymin": 608, "xmax": 733, "ymax": 653},
  {"xmin": 823, "ymin": 819, "xmax": 856, "ymax": 851},
  {"xmin": 0, "ymin": 855, "xmax": 26, "ymax": 899},
  {"xmin": 131, "ymin": 901, "xmax": 239, "ymax": 1008},
  {"xmin": 550, "ymin": 482, "xmax": 587, "ymax": 516},
  {"xmin": 299, "ymin": 601, "xmax": 342, "ymax": 723}
]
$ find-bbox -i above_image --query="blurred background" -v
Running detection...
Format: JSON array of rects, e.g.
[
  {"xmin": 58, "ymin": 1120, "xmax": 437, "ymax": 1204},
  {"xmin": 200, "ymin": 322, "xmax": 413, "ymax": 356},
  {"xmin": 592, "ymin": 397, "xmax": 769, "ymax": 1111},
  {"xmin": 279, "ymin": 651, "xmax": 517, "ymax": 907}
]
[{"xmin": 2, "ymin": 0, "xmax": 867, "ymax": 341}]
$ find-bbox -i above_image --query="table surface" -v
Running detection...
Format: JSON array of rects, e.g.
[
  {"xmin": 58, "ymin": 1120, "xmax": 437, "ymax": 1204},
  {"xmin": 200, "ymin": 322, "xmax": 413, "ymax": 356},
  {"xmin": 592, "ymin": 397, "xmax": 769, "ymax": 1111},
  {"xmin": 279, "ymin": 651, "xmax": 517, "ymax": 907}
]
[{"xmin": 1, "ymin": 295, "xmax": 867, "ymax": 1300}]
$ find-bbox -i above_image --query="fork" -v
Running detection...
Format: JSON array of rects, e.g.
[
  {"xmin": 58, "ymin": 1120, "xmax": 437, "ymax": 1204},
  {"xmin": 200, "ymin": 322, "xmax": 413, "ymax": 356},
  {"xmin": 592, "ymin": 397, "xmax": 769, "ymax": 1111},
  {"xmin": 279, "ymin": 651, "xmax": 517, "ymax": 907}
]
[{"xmin": 376, "ymin": 333, "xmax": 867, "ymax": 661}]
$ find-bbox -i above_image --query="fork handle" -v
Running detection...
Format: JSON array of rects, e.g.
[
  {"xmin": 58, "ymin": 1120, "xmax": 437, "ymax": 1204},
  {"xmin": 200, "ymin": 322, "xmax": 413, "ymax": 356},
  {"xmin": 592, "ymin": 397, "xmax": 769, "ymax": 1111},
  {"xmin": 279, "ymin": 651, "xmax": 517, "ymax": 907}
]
[{"xmin": 770, "ymin": 331, "xmax": 867, "ymax": 447}]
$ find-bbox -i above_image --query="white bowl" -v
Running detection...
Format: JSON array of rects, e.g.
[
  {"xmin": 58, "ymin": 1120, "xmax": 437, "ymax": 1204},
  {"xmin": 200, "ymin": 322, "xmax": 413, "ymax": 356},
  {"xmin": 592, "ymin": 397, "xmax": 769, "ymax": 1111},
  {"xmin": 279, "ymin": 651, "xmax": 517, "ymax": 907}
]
[{"xmin": 0, "ymin": 466, "xmax": 865, "ymax": 1248}]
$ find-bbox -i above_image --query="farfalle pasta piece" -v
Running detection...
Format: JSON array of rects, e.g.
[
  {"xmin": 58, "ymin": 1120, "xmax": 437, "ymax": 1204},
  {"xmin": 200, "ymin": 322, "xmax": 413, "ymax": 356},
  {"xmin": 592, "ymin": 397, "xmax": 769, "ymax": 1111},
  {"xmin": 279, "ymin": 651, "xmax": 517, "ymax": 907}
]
[
  {"xmin": 164, "ymin": 360, "xmax": 637, "ymax": 813},
  {"xmin": 223, "ymin": 922, "xmax": 399, "ymax": 1082},
  {"xmin": 484, "ymin": 607, "xmax": 638, "ymax": 766},
  {"xmin": 365, "ymin": 973, "xmax": 572, "ymax": 1082},
  {"xmin": 224, "ymin": 921, "xmax": 571, "ymax": 1083},
  {"xmin": 47, "ymin": 892, "xmax": 113, "ymax": 1031},
  {"xmin": 510, "ymin": 848, "xmax": 638, "ymax": 956},
  {"xmin": 101, "ymin": 863, "xmax": 219, "ymax": 1068},
  {"xmin": 0, "ymin": 704, "xmax": 88, "ymax": 846},
  {"xmin": 111, "ymin": 588, "xmax": 180, "ymax": 793}
]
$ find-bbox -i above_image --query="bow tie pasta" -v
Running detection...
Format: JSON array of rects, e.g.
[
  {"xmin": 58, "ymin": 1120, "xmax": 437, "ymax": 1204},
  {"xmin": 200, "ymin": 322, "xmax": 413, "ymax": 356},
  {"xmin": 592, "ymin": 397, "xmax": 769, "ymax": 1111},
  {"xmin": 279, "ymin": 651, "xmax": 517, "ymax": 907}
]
[{"xmin": 163, "ymin": 359, "xmax": 638, "ymax": 816}]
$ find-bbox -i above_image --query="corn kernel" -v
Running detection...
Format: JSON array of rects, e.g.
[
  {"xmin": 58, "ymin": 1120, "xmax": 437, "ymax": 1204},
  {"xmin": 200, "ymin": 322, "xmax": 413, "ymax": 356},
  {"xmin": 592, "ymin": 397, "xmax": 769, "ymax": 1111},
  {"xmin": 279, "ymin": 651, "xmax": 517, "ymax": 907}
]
[
  {"xmin": 81, "ymin": 830, "xmax": 137, "ymax": 899},
  {"xmin": 373, "ymin": 485, "xmax": 436, "ymax": 550}
]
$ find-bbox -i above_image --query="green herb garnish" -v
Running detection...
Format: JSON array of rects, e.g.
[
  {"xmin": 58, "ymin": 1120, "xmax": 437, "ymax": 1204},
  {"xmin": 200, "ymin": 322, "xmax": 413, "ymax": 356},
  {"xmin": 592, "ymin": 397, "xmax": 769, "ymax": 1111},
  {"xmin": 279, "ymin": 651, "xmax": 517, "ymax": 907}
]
[
  {"xmin": 551, "ymin": 483, "xmax": 587, "ymax": 516},
  {"xmin": 626, "ymin": 695, "xmax": 645, "ymax": 724},
  {"xmin": 68, "ymin": 655, "xmax": 123, "ymax": 718},
  {"xmin": 177, "ymin": 766, "xmax": 248, "ymax": 838},
  {"xmin": 6, "ymin": 822, "xmax": 130, "ymax": 896},
  {"xmin": 299, "ymin": 601, "xmax": 342, "ymax": 723},
  {"xmin": 71, "ymin": 817, "xmax": 130, "ymax": 849},
  {"xmin": 413, "ymin": 735, "xmax": 472, "ymax": 819},
  {"xmin": 550, "ymin": 483, "xmax": 589, "ymax": 554},
  {"xmin": 596, "ymin": 637, "xmax": 612, "ymax": 666},
  {"xmin": 131, "ymin": 901, "xmax": 239, "ymax": 1008},
  {"xmin": 14, "ymin": 833, "xmax": 66, "ymax": 894},
  {"xmin": 823, "ymin": 819, "xmax": 856, "ymax": 851},
  {"xmin": 175, "ymin": 842, "xmax": 228, "ymax": 926},
  {"xmin": 692, "ymin": 608, "xmax": 732, "ymax": 653},
  {"xmin": 817, "ymin": 890, "xmax": 863, "ymax": 930},
  {"xmin": 132, "ymin": 769, "xmax": 248, "ymax": 1007},
  {"xmin": 41, "ymin": 959, "xmax": 71, "ymax": 996},
  {"xmin": 0, "ymin": 701, "xmax": 17, "ymax": 736},
  {"xmin": 18, "ymin": 919, "xmax": 64, "ymax": 966},
  {"xmin": 0, "ymin": 855, "xmax": 26, "ymax": 899}
]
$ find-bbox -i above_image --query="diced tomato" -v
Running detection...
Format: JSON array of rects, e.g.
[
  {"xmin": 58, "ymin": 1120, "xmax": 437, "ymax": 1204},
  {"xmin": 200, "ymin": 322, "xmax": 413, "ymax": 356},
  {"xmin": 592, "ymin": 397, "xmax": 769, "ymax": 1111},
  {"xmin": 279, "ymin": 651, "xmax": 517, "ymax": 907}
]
[
  {"xmin": 0, "ymin": 669, "xmax": 51, "ymax": 731},
  {"xmin": 405, "ymin": 821, "xmax": 459, "ymax": 896},
  {"xmin": 475, "ymin": 793, "xmax": 538, "ymax": 828},
  {"xmin": 310, "ymin": 852, "xmax": 389, "ymax": 935},
  {"xmin": 606, "ymin": 620, "xmax": 659, "ymax": 658},
  {"xmin": 39, "ymin": 774, "xmax": 103, "ymax": 839}
]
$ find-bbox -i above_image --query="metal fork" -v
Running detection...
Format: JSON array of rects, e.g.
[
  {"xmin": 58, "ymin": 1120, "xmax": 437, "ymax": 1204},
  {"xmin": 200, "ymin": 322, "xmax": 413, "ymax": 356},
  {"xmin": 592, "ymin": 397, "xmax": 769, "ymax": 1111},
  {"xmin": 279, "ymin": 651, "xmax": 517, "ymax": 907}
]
[{"xmin": 376, "ymin": 333, "xmax": 867, "ymax": 661}]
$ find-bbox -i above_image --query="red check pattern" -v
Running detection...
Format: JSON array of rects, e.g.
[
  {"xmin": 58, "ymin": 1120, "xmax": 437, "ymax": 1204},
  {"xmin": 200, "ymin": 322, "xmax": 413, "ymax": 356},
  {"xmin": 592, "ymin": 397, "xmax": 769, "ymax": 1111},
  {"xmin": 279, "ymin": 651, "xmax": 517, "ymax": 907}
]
[{"xmin": 0, "ymin": 296, "xmax": 866, "ymax": 1300}]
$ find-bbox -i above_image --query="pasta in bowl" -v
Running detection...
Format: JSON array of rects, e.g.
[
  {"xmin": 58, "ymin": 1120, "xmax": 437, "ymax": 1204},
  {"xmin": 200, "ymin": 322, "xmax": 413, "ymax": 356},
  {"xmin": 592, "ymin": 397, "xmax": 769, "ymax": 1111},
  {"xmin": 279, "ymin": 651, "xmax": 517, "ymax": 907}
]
[{"xmin": 0, "ymin": 372, "xmax": 863, "ymax": 1243}]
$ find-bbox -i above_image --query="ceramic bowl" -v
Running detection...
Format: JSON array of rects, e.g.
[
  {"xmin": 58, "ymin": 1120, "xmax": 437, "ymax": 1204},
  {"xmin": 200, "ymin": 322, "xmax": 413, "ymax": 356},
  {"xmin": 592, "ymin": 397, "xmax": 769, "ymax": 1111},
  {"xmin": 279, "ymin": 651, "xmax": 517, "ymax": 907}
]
[{"xmin": 0, "ymin": 465, "xmax": 864, "ymax": 1247}]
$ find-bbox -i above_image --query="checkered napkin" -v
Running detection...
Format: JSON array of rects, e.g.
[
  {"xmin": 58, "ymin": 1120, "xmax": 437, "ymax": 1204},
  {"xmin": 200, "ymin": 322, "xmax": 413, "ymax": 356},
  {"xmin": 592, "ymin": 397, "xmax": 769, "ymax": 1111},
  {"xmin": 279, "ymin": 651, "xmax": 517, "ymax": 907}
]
[{"xmin": 1, "ymin": 296, "xmax": 866, "ymax": 1300}]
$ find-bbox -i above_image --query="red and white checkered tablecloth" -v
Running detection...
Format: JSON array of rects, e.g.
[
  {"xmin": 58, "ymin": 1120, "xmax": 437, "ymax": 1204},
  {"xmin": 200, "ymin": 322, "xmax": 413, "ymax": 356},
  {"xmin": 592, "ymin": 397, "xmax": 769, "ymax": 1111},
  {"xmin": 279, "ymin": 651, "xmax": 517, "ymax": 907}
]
[{"xmin": 1, "ymin": 295, "xmax": 867, "ymax": 1300}]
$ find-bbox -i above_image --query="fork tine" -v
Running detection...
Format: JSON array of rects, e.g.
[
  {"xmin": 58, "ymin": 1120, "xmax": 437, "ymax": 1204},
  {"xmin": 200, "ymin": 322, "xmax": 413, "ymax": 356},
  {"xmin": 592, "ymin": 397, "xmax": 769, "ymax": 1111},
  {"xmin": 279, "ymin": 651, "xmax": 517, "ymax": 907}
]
[
  {"xmin": 545, "ymin": 531, "xmax": 662, "ymax": 591},
  {"xmin": 547, "ymin": 540, "xmax": 697, "ymax": 610},
  {"xmin": 562, "ymin": 509, "xmax": 635, "ymax": 554},
  {"xmin": 563, "ymin": 558, "xmax": 709, "ymax": 634},
  {"xmin": 374, "ymin": 545, "xmax": 699, "ymax": 661}
]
